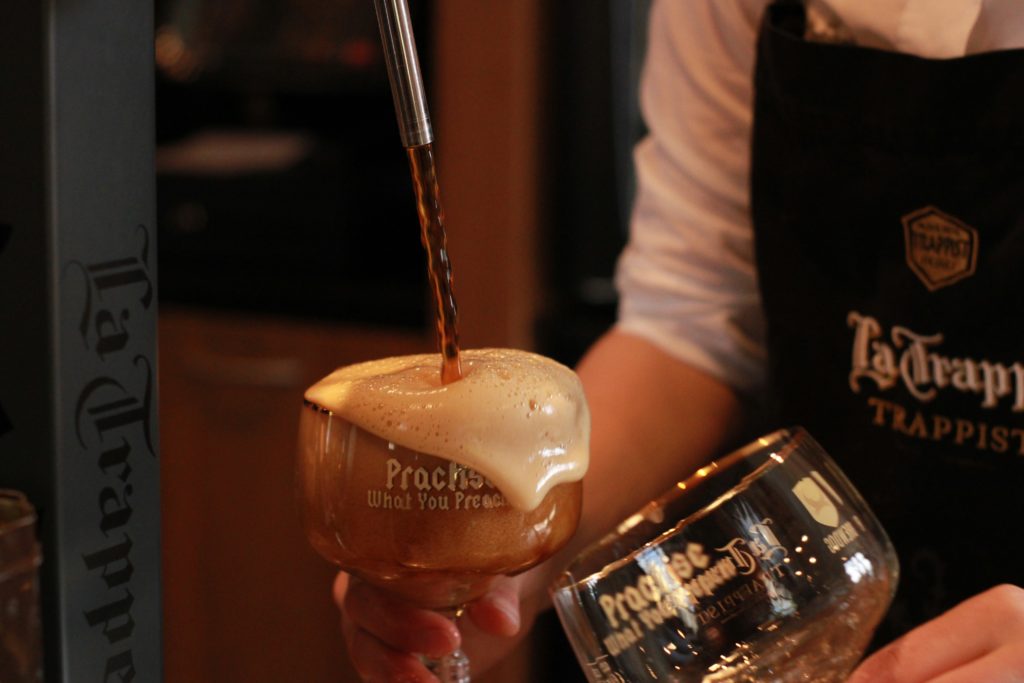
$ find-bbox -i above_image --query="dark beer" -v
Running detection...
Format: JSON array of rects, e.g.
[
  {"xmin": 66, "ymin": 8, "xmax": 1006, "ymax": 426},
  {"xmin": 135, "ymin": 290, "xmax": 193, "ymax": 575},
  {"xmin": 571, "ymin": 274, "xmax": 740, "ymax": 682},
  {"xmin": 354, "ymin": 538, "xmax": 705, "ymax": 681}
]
[
  {"xmin": 298, "ymin": 405, "xmax": 582, "ymax": 608},
  {"xmin": 298, "ymin": 349, "xmax": 590, "ymax": 609},
  {"xmin": 407, "ymin": 143, "xmax": 462, "ymax": 384}
]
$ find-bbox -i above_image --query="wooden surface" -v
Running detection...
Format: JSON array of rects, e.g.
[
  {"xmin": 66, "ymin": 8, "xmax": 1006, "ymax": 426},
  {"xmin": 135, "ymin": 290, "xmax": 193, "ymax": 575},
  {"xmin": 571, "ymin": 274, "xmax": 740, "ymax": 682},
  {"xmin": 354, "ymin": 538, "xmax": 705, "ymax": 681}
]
[
  {"xmin": 433, "ymin": 0, "xmax": 544, "ymax": 351},
  {"xmin": 160, "ymin": 309, "xmax": 426, "ymax": 682}
]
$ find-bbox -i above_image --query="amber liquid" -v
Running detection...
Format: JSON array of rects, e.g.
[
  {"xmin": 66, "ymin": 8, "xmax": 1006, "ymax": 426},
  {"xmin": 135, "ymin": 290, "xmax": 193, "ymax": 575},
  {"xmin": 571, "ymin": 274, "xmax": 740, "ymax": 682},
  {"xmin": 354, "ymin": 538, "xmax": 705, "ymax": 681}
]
[
  {"xmin": 407, "ymin": 143, "xmax": 462, "ymax": 384},
  {"xmin": 299, "ymin": 147, "xmax": 583, "ymax": 609},
  {"xmin": 298, "ymin": 403, "xmax": 583, "ymax": 609}
]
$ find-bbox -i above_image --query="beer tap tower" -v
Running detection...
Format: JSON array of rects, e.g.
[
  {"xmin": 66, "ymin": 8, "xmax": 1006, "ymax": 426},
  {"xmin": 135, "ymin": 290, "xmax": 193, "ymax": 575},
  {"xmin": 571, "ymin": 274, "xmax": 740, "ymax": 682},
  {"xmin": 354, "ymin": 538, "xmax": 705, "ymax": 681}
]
[{"xmin": 0, "ymin": 2, "xmax": 162, "ymax": 681}]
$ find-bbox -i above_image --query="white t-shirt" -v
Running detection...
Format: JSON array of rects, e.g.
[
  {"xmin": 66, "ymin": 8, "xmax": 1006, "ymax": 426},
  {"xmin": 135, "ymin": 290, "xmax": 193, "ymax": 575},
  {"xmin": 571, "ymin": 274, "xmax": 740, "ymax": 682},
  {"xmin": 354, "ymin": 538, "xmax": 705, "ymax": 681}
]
[{"xmin": 615, "ymin": 0, "xmax": 1024, "ymax": 396}]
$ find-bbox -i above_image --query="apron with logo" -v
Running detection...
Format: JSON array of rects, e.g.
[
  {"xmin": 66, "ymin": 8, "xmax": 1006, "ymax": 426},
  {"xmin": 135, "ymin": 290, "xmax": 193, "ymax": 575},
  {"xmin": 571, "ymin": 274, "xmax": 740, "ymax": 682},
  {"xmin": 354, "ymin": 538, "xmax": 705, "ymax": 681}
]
[{"xmin": 750, "ymin": 2, "xmax": 1024, "ymax": 642}]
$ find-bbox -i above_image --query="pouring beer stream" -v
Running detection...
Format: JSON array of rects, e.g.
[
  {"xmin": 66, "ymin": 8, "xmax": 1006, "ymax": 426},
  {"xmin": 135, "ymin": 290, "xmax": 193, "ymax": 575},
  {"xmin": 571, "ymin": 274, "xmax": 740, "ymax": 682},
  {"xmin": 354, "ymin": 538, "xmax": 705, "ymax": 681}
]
[
  {"xmin": 294, "ymin": 4, "xmax": 590, "ymax": 683},
  {"xmin": 373, "ymin": 0, "xmax": 461, "ymax": 384}
]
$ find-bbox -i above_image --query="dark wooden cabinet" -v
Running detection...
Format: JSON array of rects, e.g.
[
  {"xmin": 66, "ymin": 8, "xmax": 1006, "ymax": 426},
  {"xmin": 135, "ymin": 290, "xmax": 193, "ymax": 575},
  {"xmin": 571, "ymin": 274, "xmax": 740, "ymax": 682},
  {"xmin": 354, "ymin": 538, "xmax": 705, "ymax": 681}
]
[{"xmin": 160, "ymin": 309, "xmax": 428, "ymax": 681}]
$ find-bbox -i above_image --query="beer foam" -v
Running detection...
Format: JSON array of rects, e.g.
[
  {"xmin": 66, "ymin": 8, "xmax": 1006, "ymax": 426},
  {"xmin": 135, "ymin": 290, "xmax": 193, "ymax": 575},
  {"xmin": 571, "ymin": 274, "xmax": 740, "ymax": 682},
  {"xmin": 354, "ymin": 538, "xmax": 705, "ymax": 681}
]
[{"xmin": 304, "ymin": 349, "xmax": 590, "ymax": 511}]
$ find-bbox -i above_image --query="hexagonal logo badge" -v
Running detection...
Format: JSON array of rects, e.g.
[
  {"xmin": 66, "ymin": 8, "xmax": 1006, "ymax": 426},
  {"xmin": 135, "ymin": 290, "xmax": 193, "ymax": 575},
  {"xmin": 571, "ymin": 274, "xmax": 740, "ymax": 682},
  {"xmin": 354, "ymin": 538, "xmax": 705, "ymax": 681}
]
[{"xmin": 902, "ymin": 206, "xmax": 978, "ymax": 291}]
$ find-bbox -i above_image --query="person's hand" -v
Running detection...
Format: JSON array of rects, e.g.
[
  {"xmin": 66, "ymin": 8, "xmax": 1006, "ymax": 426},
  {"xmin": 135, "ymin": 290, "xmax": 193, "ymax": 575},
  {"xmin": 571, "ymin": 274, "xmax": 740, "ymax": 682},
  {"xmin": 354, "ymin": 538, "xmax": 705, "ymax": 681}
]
[
  {"xmin": 334, "ymin": 572, "xmax": 527, "ymax": 682},
  {"xmin": 847, "ymin": 584, "xmax": 1024, "ymax": 683}
]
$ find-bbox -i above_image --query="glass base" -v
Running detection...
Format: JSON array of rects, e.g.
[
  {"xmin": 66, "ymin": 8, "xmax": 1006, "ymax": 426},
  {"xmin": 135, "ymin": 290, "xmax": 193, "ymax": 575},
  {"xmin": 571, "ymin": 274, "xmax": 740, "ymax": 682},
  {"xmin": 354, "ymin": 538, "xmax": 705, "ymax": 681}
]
[
  {"xmin": 426, "ymin": 648, "xmax": 470, "ymax": 683},
  {"xmin": 424, "ymin": 608, "xmax": 471, "ymax": 683}
]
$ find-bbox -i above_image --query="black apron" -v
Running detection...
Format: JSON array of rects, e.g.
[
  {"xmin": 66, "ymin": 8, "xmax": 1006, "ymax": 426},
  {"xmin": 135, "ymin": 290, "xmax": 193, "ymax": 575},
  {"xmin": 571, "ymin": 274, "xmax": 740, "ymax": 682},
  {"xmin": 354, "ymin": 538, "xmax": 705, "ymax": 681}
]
[{"xmin": 751, "ymin": 2, "xmax": 1024, "ymax": 643}]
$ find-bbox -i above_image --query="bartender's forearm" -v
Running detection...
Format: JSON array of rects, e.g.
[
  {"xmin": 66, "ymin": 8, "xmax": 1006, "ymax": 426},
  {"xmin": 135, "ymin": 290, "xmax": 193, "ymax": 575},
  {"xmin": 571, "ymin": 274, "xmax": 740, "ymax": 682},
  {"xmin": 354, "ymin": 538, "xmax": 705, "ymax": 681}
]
[
  {"xmin": 523, "ymin": 327, "xmax": 744, "ymax": 602},
  {"xmin": 574, "ymin": 328, "xmax": 743, "ymax": 546}
]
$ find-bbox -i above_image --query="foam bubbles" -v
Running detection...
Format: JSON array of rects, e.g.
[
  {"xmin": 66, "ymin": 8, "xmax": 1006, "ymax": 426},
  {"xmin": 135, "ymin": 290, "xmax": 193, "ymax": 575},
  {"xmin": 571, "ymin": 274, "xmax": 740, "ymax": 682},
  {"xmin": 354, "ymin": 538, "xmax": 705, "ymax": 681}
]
[{"xmin": 304, "ymin": 349, "xmax": 590, "ymax": 510}]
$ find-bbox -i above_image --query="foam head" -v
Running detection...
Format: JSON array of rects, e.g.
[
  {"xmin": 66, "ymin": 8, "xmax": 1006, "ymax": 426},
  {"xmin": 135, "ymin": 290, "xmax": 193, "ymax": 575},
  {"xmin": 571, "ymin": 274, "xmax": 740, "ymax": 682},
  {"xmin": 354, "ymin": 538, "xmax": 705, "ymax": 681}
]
[{"xmin": 304, "ymin": 348, "xmax": 590, "ymax": 510}]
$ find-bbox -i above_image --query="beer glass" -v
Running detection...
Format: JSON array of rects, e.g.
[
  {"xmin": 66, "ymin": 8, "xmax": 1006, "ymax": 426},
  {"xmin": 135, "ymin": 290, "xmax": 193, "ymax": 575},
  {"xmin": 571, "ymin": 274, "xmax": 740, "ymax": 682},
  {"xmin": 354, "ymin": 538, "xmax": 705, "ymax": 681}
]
[
  {"xmin": 297, "ymin": 401, "xmax": 583, "ymax": 682},
  {"xmin": 550, "ymin": 428, "xmax": 898, "ymax": 683},
  {"xmin": 0, "ymin": 490, "xmax": 43, "ymax": 682}
]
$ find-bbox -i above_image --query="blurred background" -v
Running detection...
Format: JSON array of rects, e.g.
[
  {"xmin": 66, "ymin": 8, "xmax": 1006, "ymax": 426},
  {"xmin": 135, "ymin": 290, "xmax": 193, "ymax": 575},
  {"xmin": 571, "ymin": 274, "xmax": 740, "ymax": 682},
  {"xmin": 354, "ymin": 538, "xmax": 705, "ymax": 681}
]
[{"xmin": 156, "ymin": 0, "xmax": 650, "ymax": 680}]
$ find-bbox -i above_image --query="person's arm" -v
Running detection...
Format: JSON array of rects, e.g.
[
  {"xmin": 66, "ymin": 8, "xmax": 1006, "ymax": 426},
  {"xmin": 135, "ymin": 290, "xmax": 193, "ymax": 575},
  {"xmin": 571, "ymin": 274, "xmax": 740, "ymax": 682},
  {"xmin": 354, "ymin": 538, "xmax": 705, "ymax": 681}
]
[
  {"xmin": 551, "ymin": 329, "xmax": 743, "ymax": 563},
  {"xmin": 489, "ymin": 327, "xmax": 744, "ymax": 652},
  {"xmin": 335, "ymin": 329, "xmax": 743, "ymax": 681}
]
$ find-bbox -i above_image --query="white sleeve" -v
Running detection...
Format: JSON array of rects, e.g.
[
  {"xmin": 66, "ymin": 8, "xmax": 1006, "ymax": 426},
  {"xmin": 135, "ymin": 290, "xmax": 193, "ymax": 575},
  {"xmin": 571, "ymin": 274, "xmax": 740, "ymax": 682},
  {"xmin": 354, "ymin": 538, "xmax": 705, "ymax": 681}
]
[{"xmin": 615, "ymin": 0, "xmax": 769, "ymax": 397}]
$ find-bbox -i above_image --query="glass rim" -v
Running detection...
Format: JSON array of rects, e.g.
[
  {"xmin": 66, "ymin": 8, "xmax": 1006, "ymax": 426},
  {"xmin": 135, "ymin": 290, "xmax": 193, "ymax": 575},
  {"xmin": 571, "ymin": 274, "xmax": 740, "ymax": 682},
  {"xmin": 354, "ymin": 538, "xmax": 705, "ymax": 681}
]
[{"xmin": 553, "ymin": 426, "xmax": 810, "ymax": 591}]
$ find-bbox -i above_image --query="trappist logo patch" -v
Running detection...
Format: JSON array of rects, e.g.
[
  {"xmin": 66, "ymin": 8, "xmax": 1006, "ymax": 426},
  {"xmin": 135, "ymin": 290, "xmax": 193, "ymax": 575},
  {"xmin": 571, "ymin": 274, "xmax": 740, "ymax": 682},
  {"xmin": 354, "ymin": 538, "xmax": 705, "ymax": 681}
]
[
  {"xmin": 902, "ymin": 206, "xmax": 978, "ymax": 291},
  {"xmin": 792, "ymin": 476, "xmax": 840, "ymax": 528}
]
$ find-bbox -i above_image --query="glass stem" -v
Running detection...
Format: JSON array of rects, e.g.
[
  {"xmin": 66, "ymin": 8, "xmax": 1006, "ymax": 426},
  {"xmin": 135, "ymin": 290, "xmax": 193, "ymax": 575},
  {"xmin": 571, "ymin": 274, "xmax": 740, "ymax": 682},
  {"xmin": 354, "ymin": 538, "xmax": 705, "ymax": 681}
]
[{"xmin": 425, "ymin": 609, "xmax": 470, "ymax": 683}]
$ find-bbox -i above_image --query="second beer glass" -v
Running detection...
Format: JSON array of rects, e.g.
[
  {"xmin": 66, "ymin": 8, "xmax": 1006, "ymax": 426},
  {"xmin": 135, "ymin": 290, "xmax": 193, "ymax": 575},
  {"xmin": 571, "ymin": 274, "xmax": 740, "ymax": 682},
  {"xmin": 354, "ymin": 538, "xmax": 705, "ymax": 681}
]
[{"xmin": 550, "ymin": 428, "xmax": 898, "ymax": 683}]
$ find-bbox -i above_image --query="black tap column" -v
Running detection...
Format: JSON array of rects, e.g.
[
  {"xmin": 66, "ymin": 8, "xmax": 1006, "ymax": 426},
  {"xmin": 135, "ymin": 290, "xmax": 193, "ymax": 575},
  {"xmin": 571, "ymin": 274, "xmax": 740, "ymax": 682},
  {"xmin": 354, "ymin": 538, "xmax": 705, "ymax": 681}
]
[{"xmin": 0, "ymin": 2, "xmax": 161, "ymax": 681}]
